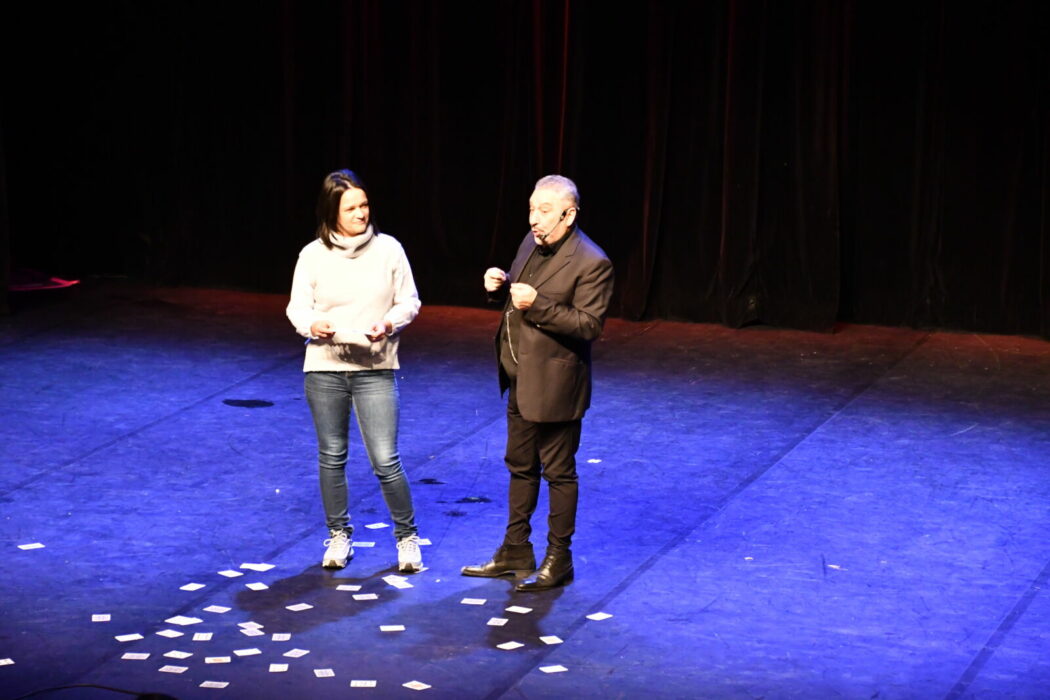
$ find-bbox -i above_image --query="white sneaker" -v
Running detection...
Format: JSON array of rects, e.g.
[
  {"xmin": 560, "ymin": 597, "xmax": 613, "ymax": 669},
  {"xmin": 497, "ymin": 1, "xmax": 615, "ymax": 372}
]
[
  {"xmin": 322, "ymin": 529, "xmax": 353, "ymax": 569},
  {"xmin": 396, "ymin": 534, "xmax": 423, "ymax": 573}
]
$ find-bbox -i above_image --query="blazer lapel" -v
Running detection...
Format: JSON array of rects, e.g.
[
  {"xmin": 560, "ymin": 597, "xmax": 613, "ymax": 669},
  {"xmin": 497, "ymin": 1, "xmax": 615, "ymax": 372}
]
[{"xmin": 530, "ymin": 231, "xmax": 580, "ymax": 289}]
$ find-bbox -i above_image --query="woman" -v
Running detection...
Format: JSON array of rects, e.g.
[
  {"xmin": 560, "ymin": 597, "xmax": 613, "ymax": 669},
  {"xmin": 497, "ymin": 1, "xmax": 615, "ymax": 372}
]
[{"xmin": 286, "ymin": 169, "xmax": 423, "ymax": 572}]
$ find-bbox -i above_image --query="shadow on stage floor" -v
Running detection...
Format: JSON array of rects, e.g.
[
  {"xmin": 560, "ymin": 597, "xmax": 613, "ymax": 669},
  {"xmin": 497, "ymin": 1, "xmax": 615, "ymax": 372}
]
[{"xmin": 2, "ymin": 281, "xmax": 1048, "ymax": 699}]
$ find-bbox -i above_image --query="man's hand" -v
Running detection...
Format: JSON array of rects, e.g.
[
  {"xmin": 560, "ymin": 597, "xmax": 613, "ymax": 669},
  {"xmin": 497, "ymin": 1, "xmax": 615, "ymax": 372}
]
[
  {"xmin": 365, "ymin": 320, "xmax": 394, "ymax": 342},
  {"xmin": 310, "ymin": 320, "xmax": 336, "ymax": 339},
  {"xmin": 484, "ymin": 267, "xmax": 508, "ymax": 292},
  {"xmin": 510, "ymin": 283, "xmax": 537, "ymax": 310}
]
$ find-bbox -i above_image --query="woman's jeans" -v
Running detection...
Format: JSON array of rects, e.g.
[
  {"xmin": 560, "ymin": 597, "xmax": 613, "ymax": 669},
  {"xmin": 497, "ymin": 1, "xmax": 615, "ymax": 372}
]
[{"xmin": 305, "ymin": 370, "xmax": 417, "ymax": 540}]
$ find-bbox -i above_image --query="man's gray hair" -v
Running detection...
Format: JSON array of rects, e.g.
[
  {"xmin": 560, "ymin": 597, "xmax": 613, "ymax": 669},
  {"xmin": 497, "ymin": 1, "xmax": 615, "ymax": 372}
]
[{"xmin": 535, "ymin": 174, "xmax": 580, "ymax": 209}]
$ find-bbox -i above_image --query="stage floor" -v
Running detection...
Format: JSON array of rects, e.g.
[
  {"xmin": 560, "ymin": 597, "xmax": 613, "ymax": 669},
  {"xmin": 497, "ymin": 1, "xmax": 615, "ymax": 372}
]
[{"xmin": 2, "ymin": 282, "xmax": 1048, "ymax": 699}]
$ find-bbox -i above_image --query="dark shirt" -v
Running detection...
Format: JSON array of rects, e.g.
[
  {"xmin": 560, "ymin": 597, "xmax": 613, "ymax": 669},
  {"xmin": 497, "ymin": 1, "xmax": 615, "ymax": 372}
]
[{"xmin": 499, "ymin": 230, "xmax": 575, "ymax": 381}]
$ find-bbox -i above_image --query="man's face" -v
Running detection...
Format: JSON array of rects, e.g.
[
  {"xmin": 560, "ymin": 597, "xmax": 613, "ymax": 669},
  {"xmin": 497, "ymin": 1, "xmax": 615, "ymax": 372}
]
[
  {"xmin": 528, "ymin": 187, "xmax": 575, "ymax": 246},
  {"xmin": 337, "ymin": 186, "xmax": 370, "ymax": 236}
]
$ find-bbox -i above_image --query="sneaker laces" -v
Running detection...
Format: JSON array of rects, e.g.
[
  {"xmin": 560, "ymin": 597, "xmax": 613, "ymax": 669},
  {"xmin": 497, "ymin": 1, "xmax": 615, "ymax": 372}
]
[
  {"xmin": 397, "ymin": 535, "xmax": 420, "ymax": 553},
  {"xmin": 325, "ymin": 530, "xmax": 349, "ymax": 547}
]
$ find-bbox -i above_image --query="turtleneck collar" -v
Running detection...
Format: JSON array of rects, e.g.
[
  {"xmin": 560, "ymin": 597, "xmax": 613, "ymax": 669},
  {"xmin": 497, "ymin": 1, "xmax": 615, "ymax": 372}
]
[{"xmin": 332, "ymin": 224, "xmax": 375, "ymax": 258}]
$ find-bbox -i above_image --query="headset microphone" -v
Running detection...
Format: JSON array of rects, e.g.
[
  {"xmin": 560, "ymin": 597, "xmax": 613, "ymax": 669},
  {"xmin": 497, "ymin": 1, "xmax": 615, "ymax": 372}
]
[{"xmin": 536, "ymin": 210, "xmax": 570, "ymax": 243}]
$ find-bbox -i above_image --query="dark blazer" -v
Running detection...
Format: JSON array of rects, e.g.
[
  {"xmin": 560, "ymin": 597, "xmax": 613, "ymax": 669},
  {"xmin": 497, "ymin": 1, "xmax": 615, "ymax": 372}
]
[{"xmin": 494, "ymin": 228, "xmax": 614, "ymax": 423}]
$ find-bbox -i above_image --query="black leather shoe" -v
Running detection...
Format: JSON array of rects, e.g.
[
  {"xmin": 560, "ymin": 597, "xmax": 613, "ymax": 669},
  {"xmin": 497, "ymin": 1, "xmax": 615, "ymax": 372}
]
[
  {"xmin": 461, "ymin": 543, "xmax": 536, "ymax": 577},
  {"xmin": 515, "ymin": 548, "xmax": 573, "ymax": 592}
]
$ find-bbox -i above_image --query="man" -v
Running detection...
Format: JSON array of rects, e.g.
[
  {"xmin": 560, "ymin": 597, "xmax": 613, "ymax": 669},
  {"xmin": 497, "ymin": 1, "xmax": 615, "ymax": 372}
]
[{"xmin": 462, "ymin": 175, "xmax": 614, "ymax": 592}]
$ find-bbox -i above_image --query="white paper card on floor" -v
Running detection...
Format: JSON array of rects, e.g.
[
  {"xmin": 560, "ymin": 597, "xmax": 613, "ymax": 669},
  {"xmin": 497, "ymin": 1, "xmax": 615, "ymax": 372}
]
[
  {"xmin": 156, "ymin": 630, "xmax": 183, "ymax": 638},
  {"xmin": 246, "ymin": 582, "xmax": 269, "ymax": 591},
  {"xmin": 17, "ymin": 543, "xmax": 44, "ymax": 550},
  {"xmin": 497, "ymin": 641, "xmax": 524, "ymax": 650},
  {"xmin": 379, "ymin": 625, "xmax": 405, "ymax": 632},
  {"xmin": 365, "ymin": 522, "xmax": 390, "ymax": 529},
  {"xmin": 314, "ymin": 668, "xmax": 336, "ymax": 678},
  {"xmin": 586, "ymin": 612, "xmax": 613, "ymax": 621},
  {"xmin": 180, "ymin": 583, "xmax": 206, "ymax": 591},
  {"xmin": 506, "ymin": 606, "xmax": 532, "ymax": 614},
  {"xmin": 240, "ymin": 562, "xmax": 275, "ymax": 571},
  {"xmin": 540, "ymin": 665, "xmax": 568, "ymax": 673},
  {"xmin": 337, "ymin": 584, "xmax": 362, "ymax": 591},
  {"xmin": 205, "ymin": 657, "xmax": 231, "ymax": 664},
  {"xmin": 269, "ymin": 663, "xmax": 288, "ymax": 672},
  {"xmin": 353, "ymin": 593, "xmax": 378, "ymax": 601},
  {"xmin": 354, "ymin": 541, "xmax": 376, "ymax": 548},
  {"xmin": 203, "ymin": 605, "xmax": 231, "ymax": 613},
  {"xmin": 233, "ymin": 648, "xmax": 261, "ymax": 657},
  {"xmin": 540, "ymin": 635, "xmax": 563, "ymax": 645},
  {"xmin": 272, "ymin": 633, "xmax": 291, "ymax": 641},
  {"xmin": 193, "ymin": 633, "xmax": 213, "ymax": 641},
  {"xmin": 284, "ymin": 648, "xmax": 310, "ymax": 658},
  {"xmin": 159, "ymin": 665, "xmax": 188, "ymax": 674},
  {"xmin": 164, "ymin": 651, "xmax": 192, "ymax": 659},
  {"xmin": 217, "ymin": 569, "xmax": 243, "ymax": 578},
  {"xmin": 92, "ymin": 614, "xmax": 111, "ymax": 622},
  {"xmin": 200, "ymin": 681, "xmax": 229, "ymax": 689},
  {"xmin": 403, "ymin": 681, "xmax": 431, "ymax": 690},
  {"xmin": 241, "ymin": 628, "xmax": 265, "ymax": 637},
  {"xmin": 165, "ymin": 615, "xmax": 203, "ymax": 626},
  {"xmin": 286, "ymin": 603, "xmax": 313, "ymax": 612},
  {"xmin": 115, "ymin": 634, "xmax": 144, "ymax": 642},
  {"xmin": 486, "ymin": 618, "xmax": 509, "ymax": 627},
  {"xmin": 460, "ymin": 598, "xmax": 486, "ymax": 605},
  {"xmin": 351, "ymin": 680, "xmax": 377, "ymax": 688},
  {"xmin": 122, "ymin": 653, "xmax": 150, "ymax": 660}
]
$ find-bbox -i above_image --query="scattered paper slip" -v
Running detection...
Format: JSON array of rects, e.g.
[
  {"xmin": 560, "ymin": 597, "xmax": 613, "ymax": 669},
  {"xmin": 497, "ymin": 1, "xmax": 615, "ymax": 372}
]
[
  {"xmin": 269, "ymin": 663, "xmax": 289, "ymax": 673},
  {"xmin": 205, "ymin": 657, "xmax": 231, "ymax": 664},
  {"xmin": 240, "ymin": 562, "xmax": 275, "ymax": 572},
  {"xmin": 365, "ymin": 522, "xmax": 390, "ymax": 530},
  {"xmin": 115, "ymin": 634, "xmax": 144, "ymax": 642},
  {"xmin": 314, "ymin": 668, "xmax": 336, "ymax": 678},
  {"xmin": 284, "ymin": 648, "xmax": 310, "ymax": 658},
  {"xmin": 159, "ymin": 665, "xmax": 188, "ymax": 674},
  {"xmin": 353, "ymin": 593, "xmax": 378, "ymax": 601},
  {"xmin": 272, "ymin": 633, "xmax": 291, "ymax": 642},
  {"xmin": 203, "ymin": 605, "xmax": 231, "ymax": 614},
  {"xmin": 539, "ymin": 665, "xmax": 568, "ymax": 674},
  {"xmin": 193, "ymin": 633, "xmax": 213, "ymax": 641},
  {"xmin": 586, "ymin": 458, "xmax": 602, "ymax": 463},
  {"xmin": 337, "ymin": 584, "xmax": 362, "ymax": 592},
  {"xmin": 286, "ymin": 603, "xmax": 313, "ymax": 612},
  {"xmin": 156, "ymin": 629, "xmax": 184, "ymax": 639},
  {"xmin": 403, "ymin": 681, "xmax": 431, "ymax": 691},
  {"xmin": 506, "ymin": 606, "xmax": 533, "ymax": 614},
  {"xmin": 382, "ymin": 575, "xmax": 413, "ymax": 589},
  {"xmin": 122, "ymin": 653, "xmax": 150, "ymax": 660},
  {"xmin": 354, "ymin": 541, "xmax": 375, "ymax": 548},
  {"xmin": 241, "ymin": 628, "xmax": 265, "ymax": 637},
  {"xmin": 586, "ymin": 612, "xmax": 613, "ymax": 621},
  {"xmin": 0, "ymin": 658, "xmax": 12, "ymax": 666},
  {"xmin": 234, "ymin": 648, "xmax": 261, "ymax": 657},
  {"xmin": 238, "ymin": 621, "xmax": 263, "ymax": 630},
  {"xmin": 460, "ymin": 598, "xmax": 486, "ymax": 605},
  {"xmin": 540, "ymin": 635, "xmax": 563, "ymax": 645},
  {"xmin": 487, "ymin": 618, "xmax": 508, "ymax": 627},
  {"xmin": 246, "ymin": 582, "xmax": 269, "ymax": 591},
  {"xmin": 379, "ymin": 625, "xmax": 405, "ymax": 632},
  {"xmin": 200, "ymin": 681, "xmax": 229, "ymax": 689},
  {"xmin": 217, "ymin": 569, "xmax": 244, "ymax": 578},
  {"xmin": 165, "ymin": 615, "xmax": 203, "ymax": 626},
  {"xmin": 17, "ymin": 543, "xmax": 44, "ymax": 550},
  {"xmin": 497, "ymin": 641, "xmax": 524, "ymax": 650},
  {"xmin": 164, "ymin": 651, "xmax": 193, "ymax": 660},
  {"xmin": 403, "ymin": 680, "xmax": 432, "ymax": 692},
  {"xmin": 418, "ymin": 538, "xmax": 432, "ymax": 546},
  {"xmin": 351, "ymin": 680, "xmax": 378, "ymax": 688},
  {"xmin": 92, "ymin": 614, "xmax": 111, "ymax": 622},
  {"xmin": 180, "ymin": 583, "xmax": 206, "ymax": 591}
]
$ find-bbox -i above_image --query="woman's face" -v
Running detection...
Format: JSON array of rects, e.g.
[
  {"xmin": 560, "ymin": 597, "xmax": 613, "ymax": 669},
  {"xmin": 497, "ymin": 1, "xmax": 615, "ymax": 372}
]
[{"xmin": 336, "ymin": 186, "xmax": 370, "ymax": 236}]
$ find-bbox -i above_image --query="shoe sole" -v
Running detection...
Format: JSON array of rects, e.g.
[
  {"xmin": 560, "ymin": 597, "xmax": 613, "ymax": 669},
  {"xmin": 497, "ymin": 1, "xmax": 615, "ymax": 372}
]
[
  {"xmin": 398, "ymin": 561, "xmax": 423, "ymax": 573},
  {"xmin": 460, "ymin": 567, "xmax": 534, "ymax": 578}
]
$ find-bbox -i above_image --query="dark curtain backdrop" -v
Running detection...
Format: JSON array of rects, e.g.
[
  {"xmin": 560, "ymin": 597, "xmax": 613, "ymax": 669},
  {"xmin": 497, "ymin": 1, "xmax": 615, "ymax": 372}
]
[{"xmin": 1, "ymin": 1, "xmax": 1047, "ymax": 335}]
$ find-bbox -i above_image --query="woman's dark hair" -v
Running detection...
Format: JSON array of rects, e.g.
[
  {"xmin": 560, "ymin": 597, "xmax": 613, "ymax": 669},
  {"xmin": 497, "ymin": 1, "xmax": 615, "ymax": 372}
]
[{"xmin": 315, "ymin": 169, "xmax": 376, "ymax": 249}]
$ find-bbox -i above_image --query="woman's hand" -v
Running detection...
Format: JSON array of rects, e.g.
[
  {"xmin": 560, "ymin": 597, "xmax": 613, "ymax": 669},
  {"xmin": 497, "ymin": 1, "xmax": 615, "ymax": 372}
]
[
  {"xmin": 365, "ymin": 320, "xmax": 394, "ymax": 342},
  {"xmin": 310, "ymin": 320, "xmax": 336, "ymax": 339}
]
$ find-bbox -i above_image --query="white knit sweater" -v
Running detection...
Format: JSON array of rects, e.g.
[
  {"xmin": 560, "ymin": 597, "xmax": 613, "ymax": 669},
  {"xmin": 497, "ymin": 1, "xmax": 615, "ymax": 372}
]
[{"xmin": 286, "ymin": 230, "xmax": 421, "ymax": 372}]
